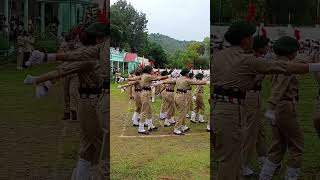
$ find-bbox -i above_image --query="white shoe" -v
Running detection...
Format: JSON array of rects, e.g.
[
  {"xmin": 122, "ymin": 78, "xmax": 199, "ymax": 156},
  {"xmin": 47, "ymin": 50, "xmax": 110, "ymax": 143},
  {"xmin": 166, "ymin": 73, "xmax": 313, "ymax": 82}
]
[
  {"xmin": 190, "ymin": 111, "xmax": 196, "ymax": 123},
  {"xmin": 24, "ymin": 75, "xmax": 36, "ymax": 84},
  {"xmin": 169, "ymin": 117, "xmax": 176, "ymax": 124},
  {"xmin": 159, "ymin": 112, "xmax": 166, "ymax": 120},
  {"xmin": 206, "ymin": 124, "xmax": 210, "ymax": 132},
  {"xmin": 285, "ymin": 167, "xmax": 300, "ymax": 180},
  {"xmin": 174, "ymin": 128, "xmax": 184, "ymax": 135},
  {"xmin": 241, "ymin": 165, "xmax": 254, "ymax": 176},
  {"xmin": 199, "ymin": 114, "xmax": 205, "ymax": 123},
  {"xmin": 164, "ymin": 119, "xmax": 171, "ymax": 127},
  {"xmin": 132, "ymin": 112, "xmax": 140, "ymax": 126},
  {"xmin": 258, "ymin": 156, "xmax": 267, "ymax": 168},
  {"xmin": 147, "ymin": 119, "xmax": 157, "ymax": 131},
  {"xmin": 259, "ymin": 159, "xmax": 279, "ymax": 180},
  {"xmin": 138, "ymin": 122, "xmax": 148, "ymax": 134},
  {"xmin": 75, "ymin": 158, "xmax": 91, "ymax": 180},
  {"xmin": 181, "ymin": 125, "xmax": 190, "ymax": 132}
]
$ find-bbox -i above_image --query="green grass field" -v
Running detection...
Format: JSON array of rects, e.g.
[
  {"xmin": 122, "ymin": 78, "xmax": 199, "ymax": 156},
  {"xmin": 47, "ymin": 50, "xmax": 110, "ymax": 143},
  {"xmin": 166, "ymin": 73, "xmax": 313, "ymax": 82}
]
[
  {"xmin": 110, "ymin": 82, "xmax": 210, "ymax": 180},
  {"xmin": 0, "ymin": 63, "xmax": 79, "ymax": 179}
]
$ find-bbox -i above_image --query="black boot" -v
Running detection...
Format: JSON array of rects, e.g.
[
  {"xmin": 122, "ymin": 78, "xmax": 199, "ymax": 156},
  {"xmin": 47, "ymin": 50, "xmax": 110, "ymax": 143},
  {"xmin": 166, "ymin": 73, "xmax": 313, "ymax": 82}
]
[
  {"xmin": 71, "ymin": 110, "xmax": 77, "ymax": 120},
  {"xmin": 62, "ymin": 112, "xmax": 70, "ymax": 120}
]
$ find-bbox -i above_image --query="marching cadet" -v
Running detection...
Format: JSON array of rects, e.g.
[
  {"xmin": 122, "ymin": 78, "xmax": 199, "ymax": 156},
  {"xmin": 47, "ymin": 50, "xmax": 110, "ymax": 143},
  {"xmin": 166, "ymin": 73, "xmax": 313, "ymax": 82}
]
[
  {"xmin": 211, "ymin": 20, "xmax": 320, "ymax": 180},
  {"xmin": 159, "ymin": 70, "xmax": 169, "ymax": 120},
  {"xmin": 118, "ymin": 69, "xmax": 143, "ymax": 126},
  {"xmin": 24, "ymin": 21, "xmax": 108, "ymax": 179},
  {"xmin": 260, "ymin": 36, "xmax": 320, "ymax": 180},
  {"xmin": 128, "ymin": 66, "xmax": 168, "ymax": 135},
  {"xmin": 162, "ymin": 70, "xmax": 179, "ymax": 127},
  {"xmin": 186, "ymin": 72, "xmax": 194, "ymax": 118},
  {"xmin": 16, "ymin": 32, "xmax": 24, "ymax": 70},
  {"xmin": 59, "ymin": 33, "xmax": 80, "ymax": 121},
  {"xmin": 163, "ymin": 68, "xmax": 207, "ymax": 135},
  {"xmin": 22, "ymin": 31, "xmax": 35, "ymax": 69},
  {"xmin": 241, "ymin": 35, "xmax": 270, "ymax": 176},
  {"xmin": 190, "ymin": 73, "xmax": 206, "ymax": 123},
  {"xmin": 313, "ymin": 51, "xmax": 320, "ymax": 138}
]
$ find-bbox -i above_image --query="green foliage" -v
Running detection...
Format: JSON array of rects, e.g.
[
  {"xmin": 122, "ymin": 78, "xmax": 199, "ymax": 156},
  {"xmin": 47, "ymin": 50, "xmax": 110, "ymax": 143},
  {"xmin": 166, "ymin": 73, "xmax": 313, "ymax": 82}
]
[
  {"xmin": 148, "ymin": 33, "xmax": 191, "ymax": 55},
  {"xmin": 211, "ymin": 0, "xmax": 318, "ymax": 25},
  {"xmin": 110, "ymin": 0, "xmax": 149, "ymax": 54}
]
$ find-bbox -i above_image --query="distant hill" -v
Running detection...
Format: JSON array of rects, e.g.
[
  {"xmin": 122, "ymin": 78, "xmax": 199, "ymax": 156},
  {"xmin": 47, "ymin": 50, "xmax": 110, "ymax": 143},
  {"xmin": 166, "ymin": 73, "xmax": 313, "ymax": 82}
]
[{"xmin": 148, "ymin": 33, "xmax": 193, "ymax": 55}]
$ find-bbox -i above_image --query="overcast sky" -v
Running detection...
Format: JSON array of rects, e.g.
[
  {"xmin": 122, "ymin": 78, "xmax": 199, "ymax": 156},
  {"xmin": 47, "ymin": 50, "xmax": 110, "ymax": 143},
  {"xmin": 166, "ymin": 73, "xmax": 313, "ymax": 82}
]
[{"xmin": 110, "ymin": 0, "xmax": 210, "ymax": 41}]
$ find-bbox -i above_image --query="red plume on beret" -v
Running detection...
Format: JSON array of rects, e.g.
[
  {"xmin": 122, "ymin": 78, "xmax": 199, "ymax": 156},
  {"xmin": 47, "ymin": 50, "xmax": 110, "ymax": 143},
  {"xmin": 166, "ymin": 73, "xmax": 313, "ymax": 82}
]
[
  {"xmin": 98, "ymin": 0, "xmax": 109, "ymax": 25},
  {"xmin": 246, "ymin": 2, "xmax": 257, "ymax": 22},
  {"xmin": 261, "ymin": 27, "xmax": 267, "ymax": 38},
  {"xmin": 294, "ymin": 29, "xmax": 301, "ymax": 41}
]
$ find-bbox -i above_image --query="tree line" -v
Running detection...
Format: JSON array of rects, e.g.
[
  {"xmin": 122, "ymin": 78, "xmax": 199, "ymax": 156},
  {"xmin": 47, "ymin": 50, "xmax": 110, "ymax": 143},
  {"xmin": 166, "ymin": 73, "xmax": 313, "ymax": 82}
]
[
  {"xmin": 110, "ymin": 0, "xmax": 210, "ymax": 69},
  {"xmin": 211, "ymin": 0, "xmax": 320, "ymax": 25}
]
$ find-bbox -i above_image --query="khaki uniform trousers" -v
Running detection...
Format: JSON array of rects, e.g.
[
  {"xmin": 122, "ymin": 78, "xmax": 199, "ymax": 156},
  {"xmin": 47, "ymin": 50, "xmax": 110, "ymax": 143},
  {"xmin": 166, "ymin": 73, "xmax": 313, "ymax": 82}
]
[
  {"xmin": 17, "ymin": 48, "xmax": 23, "ymax": 68},
  {"xmin": 140, "ymin": 90, "xmax": 153, "ymax": 122},
  {"xmin": 98, "ymin": 91, "xmax": 109, "ymax": 179},
  {"xmin": 160, "ymin": 91, "xmax": 168, "ymax": 113},
  {"xmin": 242, "ymin": 91, "xmax": 267, "ymax": 165},
  {"xmin": 164, "ymin": 91, "xmax": 175, "ymax": 119},
  {"xmin": 268, "ymin": 100, "xmax": 304, "ymax": 168},
  {"xmin": 312, "ymin": 98, "xmax": 320, "ymax": 138},
  {"xmin": 174, "ymin": 93, "xmax": 188, "ymax": 129},
  {"xmin": 78, "ymin": 96, "xmax": 103, "ymax": 165},
  {"xmin": 194, "ymin": 93, "xmax": 205, "ymax": 114},
  {"xmin": 212, "ymin": 100, "xmax": 245, "ymax": 180},
  {"xmin": 187, "ymin": 91, "xmax": 193, "ymax": 112},
  {"xmin": 134, "ymin": 91, "xmax": 142, "ymax": 113},
  {"xmin": 63, "ymin": 75, "xmax": 80, "ymax": 112}
]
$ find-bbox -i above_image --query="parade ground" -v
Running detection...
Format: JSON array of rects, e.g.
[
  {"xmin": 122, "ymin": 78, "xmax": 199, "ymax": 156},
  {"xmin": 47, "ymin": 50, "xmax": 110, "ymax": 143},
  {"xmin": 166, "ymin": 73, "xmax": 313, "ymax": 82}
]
[
  {"xmin": 0, "ymin": 63, "xmax": 79, "ymax": 179},
  {"xmin": 110, "ymin": 82, "xmax": 210, "ymax": 179}
]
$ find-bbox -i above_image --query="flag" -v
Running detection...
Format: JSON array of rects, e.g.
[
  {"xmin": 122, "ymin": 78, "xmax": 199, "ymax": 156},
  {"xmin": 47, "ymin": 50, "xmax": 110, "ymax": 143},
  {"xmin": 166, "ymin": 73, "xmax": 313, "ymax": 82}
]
[{"xmin": 246, "ymin": 2, "xmax": 257, "ymax": 22}]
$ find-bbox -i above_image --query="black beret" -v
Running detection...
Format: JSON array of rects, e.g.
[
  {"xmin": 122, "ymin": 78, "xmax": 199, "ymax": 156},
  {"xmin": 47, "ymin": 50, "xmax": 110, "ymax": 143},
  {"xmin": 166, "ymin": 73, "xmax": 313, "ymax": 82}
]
[
  {"xmin": 142, "ymin": 66, "xmax": 153, "ymax": 74},
  {"xmin": 180, "ymin": 68, "xmax": 190, "ymax": 76},
  {"xmin": 195, "ymin": 73, "xmax": 204, "ymax": 80},
  {"xmin": 273, "ymin": 36, "xmax": 300, "ymax": 56},
  {"xmin": 160, "ymin": 71, "xmax": 168, "ymax": 76},
  {"xmin": 224, "ymin": 20, "xmax": 256, "ymax": 45},
  {"xmin": 252, "ymin": 35, "xmax": 270, "ymax": 51}
]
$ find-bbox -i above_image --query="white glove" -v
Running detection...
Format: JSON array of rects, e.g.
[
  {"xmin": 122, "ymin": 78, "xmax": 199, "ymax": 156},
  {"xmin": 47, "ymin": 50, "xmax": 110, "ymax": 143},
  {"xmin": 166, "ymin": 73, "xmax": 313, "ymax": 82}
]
[
  {"xmin": 35, "ymin": 85, "xmax": 48, "ymax": 98},
  {"xmin": 193, "ymin": 96, "xmax": 196, "ymax": 100},
  {"xmin": 265, "ymin": 110, "xmax": 276, "ymax": 125},
  {"xmin": 24, "ymin": 75, "xmax": 37, "ymax": 85},
  {"xmin": 25, "ymin": 50, "xmax": 45, "ymax": 66},
  {"xmin": 206, "ymin": 81, "xmax": 210, "ymax": 85},
  {"xmin": 120, "ymin": 88, "xmax": 126, "ymax": 93}
]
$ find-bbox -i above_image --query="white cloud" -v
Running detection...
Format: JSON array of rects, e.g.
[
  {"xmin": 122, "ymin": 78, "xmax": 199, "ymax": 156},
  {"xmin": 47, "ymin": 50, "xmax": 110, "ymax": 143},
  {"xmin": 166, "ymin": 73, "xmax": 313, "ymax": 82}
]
[{"xmin": 110, "ymin": 0, "xmax": 210, "ymax": 41}]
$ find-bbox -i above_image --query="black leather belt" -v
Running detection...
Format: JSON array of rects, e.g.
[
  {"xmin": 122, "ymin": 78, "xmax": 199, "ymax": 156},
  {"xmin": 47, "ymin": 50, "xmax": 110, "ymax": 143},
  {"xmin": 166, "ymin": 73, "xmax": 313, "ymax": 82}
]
[
  {"xmin": 177, "ymin": 89, "xmax": 187, "ymax": 93},
  {"xmin": 213, "ymin": 86, "xmax": 246, "ymax": 105},
  {"xmin": 281, "ymin": 96, "xmax": 299, "ymax": 102},
  {"xmin": 166, "ymin": 89, "xmax": 174, "ymax": 92},
  {"xmin": 142, "ymin": 87, "xmax": 151, "ymax": 91}
]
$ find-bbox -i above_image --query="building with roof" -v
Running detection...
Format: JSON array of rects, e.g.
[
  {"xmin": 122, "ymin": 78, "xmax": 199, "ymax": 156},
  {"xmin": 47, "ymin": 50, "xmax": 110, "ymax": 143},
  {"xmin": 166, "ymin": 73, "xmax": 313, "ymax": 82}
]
[{"xmin": 110, "ymin": 47, "xmax": 150, "ymax": 74}]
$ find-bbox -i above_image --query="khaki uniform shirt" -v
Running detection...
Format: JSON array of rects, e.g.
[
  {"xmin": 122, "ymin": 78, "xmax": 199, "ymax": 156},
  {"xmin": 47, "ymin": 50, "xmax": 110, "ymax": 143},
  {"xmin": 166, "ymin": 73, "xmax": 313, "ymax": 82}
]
[{"xmin": 211, "ymin": 46, "xmax": 290, "ymax": 93}]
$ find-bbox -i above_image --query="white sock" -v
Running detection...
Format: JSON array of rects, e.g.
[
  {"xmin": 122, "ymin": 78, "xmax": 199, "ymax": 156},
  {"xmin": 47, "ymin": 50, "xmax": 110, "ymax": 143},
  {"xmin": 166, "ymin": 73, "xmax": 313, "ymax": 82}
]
[
  {"xmin": 75, "ymin": 158, "xmax": 91, "ymax": 180},
  {"xmin": 138, "ymin": 122, "xmax": 146, "ymax": 132},
  {"xmin": 259, "ymin": 159, "xmax": 279, "ymax": 180},
  {"xmin": 199, "ymin": 114, "xmax": 205, "ymax": 122},
  {"xmin": 285, "ymin": 167, "xmax": 300, "ymax": 180}
]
